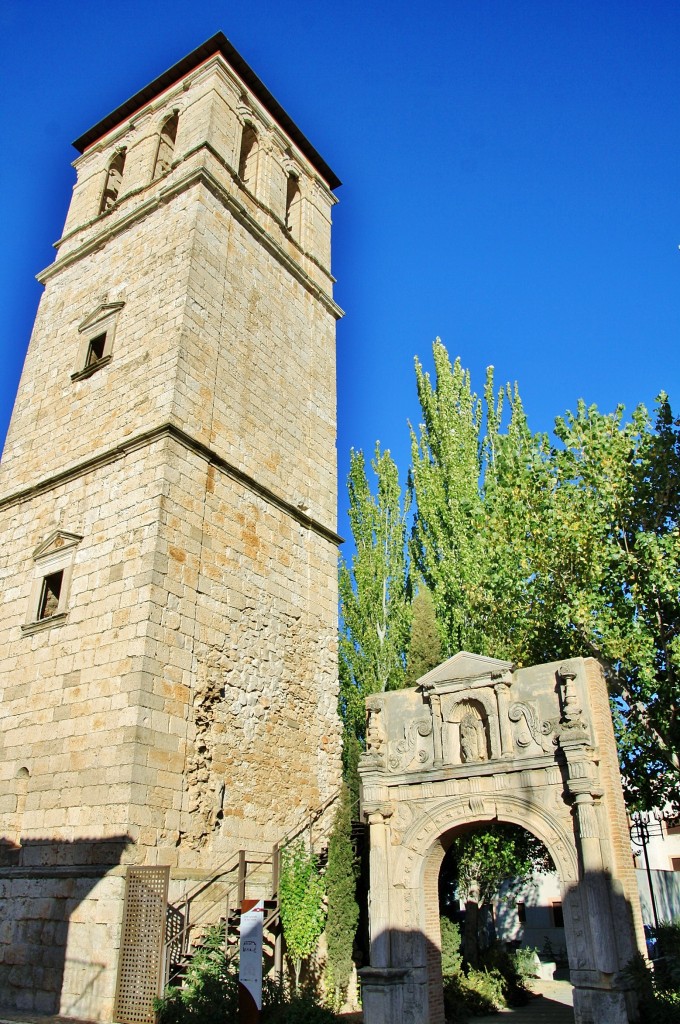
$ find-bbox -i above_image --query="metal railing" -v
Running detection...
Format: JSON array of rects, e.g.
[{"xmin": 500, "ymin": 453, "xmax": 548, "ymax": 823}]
[{"xmin": 161, "ymin": 786, "xmax": 345, "ymax": 988}]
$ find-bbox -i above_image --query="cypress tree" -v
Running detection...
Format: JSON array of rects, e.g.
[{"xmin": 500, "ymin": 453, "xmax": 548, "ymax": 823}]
[{"xmin": 324, "ymin": 787, "xmax": 359, "ymax": 1007}]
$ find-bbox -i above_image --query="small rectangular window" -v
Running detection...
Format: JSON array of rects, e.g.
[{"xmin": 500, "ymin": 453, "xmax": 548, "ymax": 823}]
[
  {"xmin": 551, "ymin": 902, "xmax": 564, "ymax": 928},
  {"xmin": 72, "ymin": 301, "xmax": 123, "ymax": 382},
  {"xmin": 86, "ymin": 333, "xmax": 107, "ymax": 367},
  {"xmin": 22, "ymin": 530, "xmax": 82, "ymax": 636},
  {"xmin": 671, "ymin": 857, "xmax": 680, "ymax": 872},
  {"xmin": 39, "ymin": 571, "xmax": 63, "ymax": 620},
  {"xmin": 516, "ymin": 901, "xmax": 526, "ymax": 923}
]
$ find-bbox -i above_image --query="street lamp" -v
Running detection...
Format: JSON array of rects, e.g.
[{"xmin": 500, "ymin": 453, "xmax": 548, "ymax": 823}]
[{"xmin": 629, "ymin": 810, "xmax": 670, "ymax": 932}]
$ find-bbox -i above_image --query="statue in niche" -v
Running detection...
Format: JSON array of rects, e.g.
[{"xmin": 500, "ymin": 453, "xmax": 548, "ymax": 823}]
[
  {"xmin": 458, "ymin": 705, "xmax": 487, "ymax": 763},
  {"xmin": 460, "ymin": 712, "xmax": 478, "ymax": 762}
]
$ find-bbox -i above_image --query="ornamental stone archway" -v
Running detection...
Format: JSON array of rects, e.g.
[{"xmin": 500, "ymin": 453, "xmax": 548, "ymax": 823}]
[{"xmin": 358, "ymin": 653, "xmax": 646, "ymax": 1024}]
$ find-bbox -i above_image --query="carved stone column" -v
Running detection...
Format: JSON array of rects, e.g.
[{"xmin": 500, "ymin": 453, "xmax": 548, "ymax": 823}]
[
  {"xmin": 365, "ymin": 803, "xmax": 394, "ymax": 969},
  {"xmin": 423, "ymin": 686, "xmax": 444, "ymax": 767},
  {"xmin": 494, "ymin": 681, "xmax": 514, "ymax": 757}
]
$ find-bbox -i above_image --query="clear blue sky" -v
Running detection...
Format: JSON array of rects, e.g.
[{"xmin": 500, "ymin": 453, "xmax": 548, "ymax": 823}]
[{"xmin": 1, "ymin": 1, "xmax": 678, "ymax": 543}]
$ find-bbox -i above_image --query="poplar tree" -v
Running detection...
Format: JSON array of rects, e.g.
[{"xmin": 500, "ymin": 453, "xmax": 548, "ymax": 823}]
[
  {"xmin": 409, "ymin": 339, "xmax": 680, "ymax": 809},
  {"xmin": 404, "ymin": 586, "xmax": 443, "ymax": 685},
  {"xmin": 409, "ymin": 344, "xmax": 486, "ymax": 655},
  {"xmin": 339, "ymin": 444, "xmax": 412, "ymax": 739}
]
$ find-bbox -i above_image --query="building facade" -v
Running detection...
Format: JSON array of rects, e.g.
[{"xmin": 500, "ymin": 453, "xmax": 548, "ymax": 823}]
[{"xmin": 0, "ymin": 34, "xmax": 342, "ymax": 1019}]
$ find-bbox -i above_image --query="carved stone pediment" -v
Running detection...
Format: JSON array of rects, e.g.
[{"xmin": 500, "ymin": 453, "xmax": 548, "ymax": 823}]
[
  {"xmin": 77, "ymin": 301, "xmax": 124, "ymax": 334},
  {"xmin": 32, "ymin": 530, "xmax": 83, "ymax": 562},
  {"xmin": 361, "ymin": 652, "xmax": 589, "ymax": 779},
  {"xmin": 416, "ymin": 651, "xmax": 513, "ymax": 692}
]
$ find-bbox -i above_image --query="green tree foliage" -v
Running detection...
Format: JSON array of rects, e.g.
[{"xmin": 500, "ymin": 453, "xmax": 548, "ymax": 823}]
[
  {"xmin": 440, "ymin": 916, "xmax": 464, "ymax": 976},
  {"xmin": 441, "ymin": 825, "xmax": 552, "ymax": 966},
  {"xmin": 339, "ymin": 444, "xmax": 412, "ymax": 738},
  {"xmin": 410, "ymin": 339, "xmax": 680, "ymax": 809},
  {"xmin": 279, "ymin": 840, "xmax": 326, "ymax": 992},
  {"xmin": 409, "ymin": 346, "xmax": 486, "ymax": 654},
  {"xmin": 404, "ymin": 585, "xmax": 443, "ymax": 685},
  {"xmin": 550, "ymin": 398, "xmax": 680, "ymax": 810},
  {"xmin": 444, "ymin": 826, "xmax": 551, "ymax": 909},
  {"xmin": 324, "ymin": 788, "xmax": 360, "ymax": 1007}
]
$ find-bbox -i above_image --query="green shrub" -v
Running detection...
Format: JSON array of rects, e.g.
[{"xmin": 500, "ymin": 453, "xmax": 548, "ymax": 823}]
[
  {"xmin": 622, "ymin": 951, "xmax": 680, "ymax": 1024},
  {"xmin": 325, "ymin": 787, "xmax": 360, "ymax": 1007},
  {"xmin": 279, "ymin": 839, "xmax": 327, "ymax": 992},
  {"xmin": 465, "ymin": 968, "xmax": 506, "ymax": 1012},
  {"xmin": 512, "ymin": 945, "xmax": 539, "ymax": 984},
  {"xmin": 481, "ymin": 943, "xmax": 530, "ymax": 1006},
  {"xmin": 264, "ymin": 991, "xmax": 338, "ymax": 1023},
  {"xmin": 155, "ymin": 927, "xmax": 340, "ymax": 1024},
  {"xmin": 656, "ymin": 920, "xmax": 680, "ymax": 960},
  {"xmin": 442, "ymin": 966, "xmax": 506, "ymax": 1019},
  {"xmin": 441, "ymin": 916, "xmax": 463, "ymax": 976}
]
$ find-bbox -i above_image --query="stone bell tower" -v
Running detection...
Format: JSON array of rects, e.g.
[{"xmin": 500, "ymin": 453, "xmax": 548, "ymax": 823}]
[{"xmin": 0, "ymin": 34, "xmax": 342, "ymax": 1019}]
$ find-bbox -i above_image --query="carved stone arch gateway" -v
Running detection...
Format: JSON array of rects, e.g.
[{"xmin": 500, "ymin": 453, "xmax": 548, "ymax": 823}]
[{"xmin": 358, "ymin": 653, "xmax": 646, "ymax": 1024}]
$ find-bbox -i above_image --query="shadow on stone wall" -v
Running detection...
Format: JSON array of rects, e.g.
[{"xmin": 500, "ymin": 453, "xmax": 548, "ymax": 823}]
[{"xmin": 0, "ymin": 834, "xmax": 132, "ymax": 1016}]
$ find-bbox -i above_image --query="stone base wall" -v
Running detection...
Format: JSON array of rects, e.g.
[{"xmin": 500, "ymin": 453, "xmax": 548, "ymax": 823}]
[{"xmin": 0, "ymin": 868, "xmax": 124, "ymax": 1020}]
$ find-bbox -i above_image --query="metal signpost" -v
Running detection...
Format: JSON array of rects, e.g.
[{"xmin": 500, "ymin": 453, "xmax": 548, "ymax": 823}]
[{"xmin": 239, "ymin": 899, "xmax": 264, "ymax": 1023}]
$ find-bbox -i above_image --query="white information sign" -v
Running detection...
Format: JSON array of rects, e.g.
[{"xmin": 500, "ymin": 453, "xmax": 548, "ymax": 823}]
[{"xmin": 239, "ymin": 899, "xmax": 264, "ymax": 1011}]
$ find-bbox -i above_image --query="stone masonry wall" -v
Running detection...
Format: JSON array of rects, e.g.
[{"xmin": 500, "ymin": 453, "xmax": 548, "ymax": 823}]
[
  {"xmin": 0, "ymin": 44, "xmax": 341, "ymax": 1020},
  {"xmin": 0, "ymin": 868, "xmax": 125, "ymax": 1020},
  {"xmin": 157, "ymin": 439, "xmax": 341, "ymax": 857},
  {"xmin": 0, "ymin": 441, "xmax": 179, "ymax": 842},
  {"xmin": 0, "ymin": 431, "xmax": 340, "ymax": 855}
]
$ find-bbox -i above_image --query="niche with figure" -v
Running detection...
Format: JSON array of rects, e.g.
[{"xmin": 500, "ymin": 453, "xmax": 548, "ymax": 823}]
[{"xmin": 447, "ymin": 699, "xmax": 490, "ymax": 764}]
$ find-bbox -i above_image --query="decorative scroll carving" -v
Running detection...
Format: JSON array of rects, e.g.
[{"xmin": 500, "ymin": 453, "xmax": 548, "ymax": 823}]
[
  {"xmin": 389, "ymin": 716, "xmax": 433, "ymax": 773},
  {"xmin": 509, "ymin": 701, "xmax": 557, "ymax": 754},
  {"xmin": 509, "ymin": 701, "xmax": 541, "ymax": 749}
]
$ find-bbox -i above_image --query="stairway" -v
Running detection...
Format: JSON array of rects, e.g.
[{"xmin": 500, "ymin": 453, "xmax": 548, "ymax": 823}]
[{"xmin": 161, "ymin": 789, "xmax": 358, "ymax": 990}]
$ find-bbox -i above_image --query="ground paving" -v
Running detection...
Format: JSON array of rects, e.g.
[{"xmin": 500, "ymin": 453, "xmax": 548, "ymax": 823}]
[
  {"xmin": 0, "ymin": 980, "xmax": 573, "ymax": 1024},
  {"xmin": 471, "ymin": 979, "xmax": 574, "ymax": 1023}
]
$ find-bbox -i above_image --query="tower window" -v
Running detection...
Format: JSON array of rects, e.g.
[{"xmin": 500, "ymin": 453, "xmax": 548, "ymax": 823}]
[
  {"xmin": 86, "ymin": 333, "xmax": 107, "ymax": 367},
  {"xmin": 72, "ymin": 302, "xmax": 123, "ymax": 381},
  {"xmin": 285, "ymin": 174, "xmax": 302, "ymax": 241},
  {"xmin": 22, "ymin": 530, "xmax": 82, "ymax": 635},
  {"xmin": 38, "ymin": 571, "xmax": 63, "ymax": 620},
  {"xmin": 516, "ymin": 901, "xmax": 526, "ymax": 924},
  {"xmin": 100, "ymin": 150, "xmax": 126, "ymax": 213},
  {"xmin": 238, "ymin": 124, "xmax": 259, "ymax": 192},
  {"xmin": 153, "ymin": 113, "xmax": 179, "ymax": 179}
]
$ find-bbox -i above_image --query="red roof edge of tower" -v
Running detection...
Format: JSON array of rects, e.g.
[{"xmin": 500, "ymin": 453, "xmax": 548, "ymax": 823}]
[{"xmin": 71, "ymin": 32, "xmax": 341, "ymax": 191}]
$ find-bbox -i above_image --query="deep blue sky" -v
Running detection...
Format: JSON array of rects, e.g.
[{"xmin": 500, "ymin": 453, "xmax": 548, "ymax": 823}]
[{"xmin": 1, "ymin": 1, "xmax": 678, "ymax": 543}]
